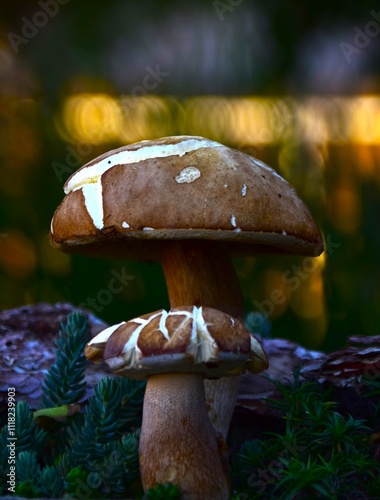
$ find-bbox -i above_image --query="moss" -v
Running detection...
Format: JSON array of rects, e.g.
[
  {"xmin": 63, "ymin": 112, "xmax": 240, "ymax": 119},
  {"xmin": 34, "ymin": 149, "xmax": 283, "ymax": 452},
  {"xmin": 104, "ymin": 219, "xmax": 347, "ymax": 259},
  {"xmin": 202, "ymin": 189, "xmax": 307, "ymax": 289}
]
[{"xmin": 232, "ymin": 369, "xmax": 380, "ymax": 499}]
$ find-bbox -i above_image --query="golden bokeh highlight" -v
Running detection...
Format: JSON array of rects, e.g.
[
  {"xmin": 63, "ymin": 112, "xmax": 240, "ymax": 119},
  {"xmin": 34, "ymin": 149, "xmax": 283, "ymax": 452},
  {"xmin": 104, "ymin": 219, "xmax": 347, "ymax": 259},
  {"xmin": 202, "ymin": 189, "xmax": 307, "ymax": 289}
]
[
  {"xmin": 355, "ymin": 144, "xmax": 377, "ymax": 179},
  {"xmin": 296, "ymin": 97, "xmax": 331, "ymax": 145},
  {"xmin": 62, "ymin": 93, "xmax": 122, "ymax": 144},
  {"xmin": 179, "ymin": 96, "xmax": 234, "ymax": 142},
  {"xmin": 119, "ymin": 95, "xmax": 174, "ymax": 143},
  {"xmin": 349, "ymin": 96, "xmax": 380, "ymax": 145},
  {"xmin": 57, "ymin": 94, "xmax": 380, "ymax": 149}
]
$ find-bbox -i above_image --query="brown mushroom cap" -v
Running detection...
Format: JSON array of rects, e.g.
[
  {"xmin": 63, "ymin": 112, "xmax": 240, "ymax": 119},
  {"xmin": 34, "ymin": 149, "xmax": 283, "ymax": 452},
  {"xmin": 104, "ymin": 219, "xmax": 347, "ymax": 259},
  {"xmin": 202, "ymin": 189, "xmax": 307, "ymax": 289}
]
[
  {"xmin": 50, "ymin": 135, "xmax": 324, "ymax": 259},
  {"xmin": 85, "ymin": 306, "xmax": 268, "ymax": 379}
]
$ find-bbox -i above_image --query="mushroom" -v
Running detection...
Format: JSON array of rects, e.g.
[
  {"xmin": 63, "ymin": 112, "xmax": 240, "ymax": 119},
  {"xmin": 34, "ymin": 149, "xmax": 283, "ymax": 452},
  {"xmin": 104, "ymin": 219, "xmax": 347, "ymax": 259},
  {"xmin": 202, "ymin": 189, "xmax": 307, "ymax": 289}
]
[
  {"xmin": 85, "ymin": 305, "xmax": 268, "ymax": 499},
  {"xmin": 50, "ymin": 135, "xmax": 324, "ymax": 436}
]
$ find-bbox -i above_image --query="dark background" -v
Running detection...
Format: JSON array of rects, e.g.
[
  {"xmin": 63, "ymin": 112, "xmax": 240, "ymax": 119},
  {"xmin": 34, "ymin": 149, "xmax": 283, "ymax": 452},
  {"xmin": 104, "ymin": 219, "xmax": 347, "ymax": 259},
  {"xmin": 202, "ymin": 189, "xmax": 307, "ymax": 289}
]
[{"xmin": 1, "ymin": 0, "xmax": 380, "ymax": 352}]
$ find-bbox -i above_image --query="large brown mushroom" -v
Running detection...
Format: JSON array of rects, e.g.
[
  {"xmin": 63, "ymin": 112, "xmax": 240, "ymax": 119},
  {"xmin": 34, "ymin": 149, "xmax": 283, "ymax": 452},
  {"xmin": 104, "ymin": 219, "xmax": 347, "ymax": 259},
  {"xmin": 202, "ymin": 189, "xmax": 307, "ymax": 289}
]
[
  {"xmin": 85, "ymin": 306, "xmax": 268, "ymax": 499},
  {"xmin": 50, "ymin": 135, "xmax": 324, "ymax": 436}
]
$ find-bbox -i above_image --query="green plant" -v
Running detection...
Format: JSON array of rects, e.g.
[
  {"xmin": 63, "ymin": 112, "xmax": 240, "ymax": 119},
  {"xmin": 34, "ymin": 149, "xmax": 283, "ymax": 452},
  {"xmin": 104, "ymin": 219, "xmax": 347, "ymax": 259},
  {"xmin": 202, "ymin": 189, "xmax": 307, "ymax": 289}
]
[
  {"xmin": 144, "ymin": 482, "xmax": 181, "ymax": 499},
  {"xmin": 2, "ymin": 311, "xmax": 379, "ymax": 499},
  {"xmin": 232, "ymin": 369, "xmax": 380, "ymax": 499},
  {"xmin": 41, "ymin": 310, "xmax": 91, "ymax": 408},
  {"xmin": 0, "ymin": 312, "xmax": 146, "ymax": 498}
]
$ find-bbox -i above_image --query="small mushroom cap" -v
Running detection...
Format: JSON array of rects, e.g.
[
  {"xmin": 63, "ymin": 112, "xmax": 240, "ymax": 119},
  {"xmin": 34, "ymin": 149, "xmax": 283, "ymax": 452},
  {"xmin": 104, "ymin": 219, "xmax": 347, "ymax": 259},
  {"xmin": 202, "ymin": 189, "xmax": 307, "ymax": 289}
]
[
  {"xmin": 85, "ymin": 306, "xmax": 268, "ymax": 379},
  {"xmin": 50, "ymin": 135, "xmax": 324, "ymax": 259}
]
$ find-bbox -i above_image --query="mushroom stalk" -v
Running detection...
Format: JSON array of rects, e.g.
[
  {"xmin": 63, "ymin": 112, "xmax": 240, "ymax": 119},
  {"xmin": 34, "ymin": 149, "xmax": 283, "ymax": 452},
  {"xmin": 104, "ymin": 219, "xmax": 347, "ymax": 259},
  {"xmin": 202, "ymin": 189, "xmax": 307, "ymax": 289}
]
[
  {"xmin": 160, "ymin": 240, "xmax": 244, "ymax": 437},
  {"xmin": 139, "ymin": 372, "xmax": 229, "ymax": 500}
]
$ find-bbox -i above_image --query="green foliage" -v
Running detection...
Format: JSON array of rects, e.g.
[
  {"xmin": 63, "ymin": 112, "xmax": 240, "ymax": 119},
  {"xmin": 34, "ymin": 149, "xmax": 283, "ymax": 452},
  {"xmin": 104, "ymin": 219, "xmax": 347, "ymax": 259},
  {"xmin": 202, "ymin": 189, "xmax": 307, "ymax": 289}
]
[
  {"xmin": 61, "ymin": 377, "xmax": 144, "ymax": 498},
  {"xmin": 12, "ymin": 401, "xmax": 49, "ymax": 453},
  {"xmin": 144, "ymin": 482, "xmax": 181, "ymax": 499},
  {"xmin": 12, "ymin": 452, "xmax": 64, "ymax": 498},
  {"xmin": 64, "ymin": 377, "xmax": 143, "ymax": 464},
  {"xmin": 0, "ymin": 401, "xmax": 49, "ymax": 495},
  {"xmin": 38, "ymin": 465, "xmax": 66, "ymax": 498},
  {"xmin": 41, "ymin": 310, "xmax": 91, "ymax": 408},
  {"xmin": 2, "ymin": 310, "xmax": 379, "ymax": 499},
  {"xmin": 0, "ymin": 311, "xmax": 145, "ymax": 499},
  {"xmin": 233, "ymin": 369, "xmax": 380, "ymax": 499}
]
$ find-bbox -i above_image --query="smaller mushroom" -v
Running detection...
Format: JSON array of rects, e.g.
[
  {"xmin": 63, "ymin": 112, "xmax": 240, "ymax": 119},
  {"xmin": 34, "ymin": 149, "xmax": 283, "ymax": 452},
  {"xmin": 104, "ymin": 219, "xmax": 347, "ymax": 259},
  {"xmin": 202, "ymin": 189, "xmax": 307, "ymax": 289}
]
[{"xmin": 85, "ymin": 306, "xmax": 268, "ymax": 500}]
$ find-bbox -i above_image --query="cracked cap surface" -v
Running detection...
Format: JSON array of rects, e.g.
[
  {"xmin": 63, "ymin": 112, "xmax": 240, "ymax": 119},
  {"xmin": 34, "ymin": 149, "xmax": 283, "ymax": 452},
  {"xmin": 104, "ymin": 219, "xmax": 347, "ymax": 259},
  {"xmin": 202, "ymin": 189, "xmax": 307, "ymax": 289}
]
[{"xmin": 85, "ymin": 306, "xmax": 268, "ymax": 379}]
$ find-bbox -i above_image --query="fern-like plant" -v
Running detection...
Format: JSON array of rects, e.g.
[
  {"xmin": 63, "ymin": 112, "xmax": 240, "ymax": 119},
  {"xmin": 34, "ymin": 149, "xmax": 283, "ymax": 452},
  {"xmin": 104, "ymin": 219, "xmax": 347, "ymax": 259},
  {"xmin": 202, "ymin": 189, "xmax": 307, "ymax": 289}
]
[
  {"xmin": 61, "ymin": 376, "xmax": 144, "ymax": 498},
  {"xmin": 0, "ymin": 400, "xmax": 49, "ymax": 495},
  {"xmin": 0, "ymin": 311, "xmax": 146, "ymax": 499},
  {"xmin": 41, "ymin": 310, "xmax": 90, "ymax": 408}
]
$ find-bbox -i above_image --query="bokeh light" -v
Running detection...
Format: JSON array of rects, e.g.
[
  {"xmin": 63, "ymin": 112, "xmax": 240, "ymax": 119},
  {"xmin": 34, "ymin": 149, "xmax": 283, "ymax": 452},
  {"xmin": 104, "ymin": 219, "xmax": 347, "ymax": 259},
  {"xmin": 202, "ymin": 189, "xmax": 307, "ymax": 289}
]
[
  {"xmin": 1, "ymin": 1, "xmax": 380, "ymax": 353},
  {"xmin": 56, "ymin": 94, "xmax": 380, "ymax": 149},
  {"xmin": 60, "ymin": 93, "xmax": 122, "ymax": 144}
]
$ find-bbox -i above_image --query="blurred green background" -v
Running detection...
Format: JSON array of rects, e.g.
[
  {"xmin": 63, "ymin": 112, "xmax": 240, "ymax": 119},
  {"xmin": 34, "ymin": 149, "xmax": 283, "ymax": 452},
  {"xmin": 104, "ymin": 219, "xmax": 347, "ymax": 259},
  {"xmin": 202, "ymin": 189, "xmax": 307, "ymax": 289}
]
[{"xmin": 1, "ymin": 0, "xmax": 380, "ymax": 352}]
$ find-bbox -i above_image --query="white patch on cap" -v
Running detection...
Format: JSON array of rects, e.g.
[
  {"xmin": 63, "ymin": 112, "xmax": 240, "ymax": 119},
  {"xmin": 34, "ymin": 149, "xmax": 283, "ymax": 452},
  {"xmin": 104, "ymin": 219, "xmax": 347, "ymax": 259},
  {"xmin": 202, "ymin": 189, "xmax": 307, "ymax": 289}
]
[
  {"xmin": 191, "ymin": 306, "xmax": 199, "ymax": 349},
  {"xmin": 82, "ymin": 183, "xmax": 104, "ymax": 230},
  {"xmin": 224, "ymin": 184, "xmax": 228, "ymax": 188},
  {"xmin": 143, "ymin": 227, "xmax": 154, "ymax": 231},
  {"xmin": 195, "ymin": 307, "xmax": 218, "ymax": 363},
  {"xmin": 121, "ymin": 221, "xmax": 130, "ymax": 229},
  {"xmin": 234, "ymin": 228, "xmax": 241, "ymax": 233},
  {"xmin": 64, "ymin": 138, "xmax": 221, "ymax": 230},
  {"xmin": 167, "ymin": 309, "xmax": 195, "ymax": 343},
  {"xmin": 250, "ymin": 335, "xmax": 267, "ymax": 364},
  {"xmin": 242, "ymin": 184, "xmax": 247, "ymax": 196},
  {"xmin": 88, "ymin": 321, "xmax": 126, "ymax": 347},
  {"xmin": 282, "ymin": 229, "xmax": 287, "ymax": 236},
  {"xmin": 251, "ymin": 157, "xmax": 286, "ymax": 182},
  {"xmin": 158, "ymin": 310, "xmax": 170, "ymax": 340},
  {"xmin": 175, "ymin": 166, "xmax": 201, "ymax": 184},
  {"xmin": 231, "ymin": 215, "xmax": 237, "ymax": 228},
  {"xmin": 122, "ymin": 311, "xmax": 163, "ymax": 353},
  {"xmin": 50, "ymin": 218, "xmax": 54, "ymax": 235},
  {"xmin": 166, "ymin": 308, "xmax": 198, "ymax": 359}
]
